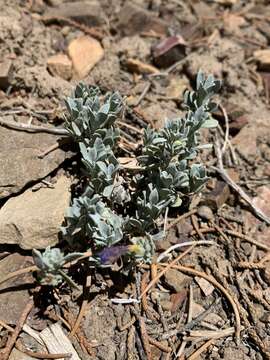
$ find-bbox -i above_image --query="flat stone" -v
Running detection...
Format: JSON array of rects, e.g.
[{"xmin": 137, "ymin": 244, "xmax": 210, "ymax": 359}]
[
  {"xmin": 47, "ymin": 53, "xmax": 72, "ymax": 80},
  {"xmin": 164, "ymin": 269, "xmax": 191, "ymax": 292},
  {"xmin": 195, "ymin": 277, "xmax": 215, "ymax": 296},
  {"xmin": 0, "ymin": 125, "xmax": 68, "ymax": 199},
  {"xmin": 118, "ymin": 2, "xmax": 168, "ymax": 36},
  {"xmin": 192, "ymin": 303, "xmax": 225, "ymax": 326},
  {"xmin": 0, "ymin": 176, "xmax": 71, "ymax": 249},
  {"xmin": 203, "ymin": 181, "xmax": 230, "ymax": 211},
  {"xmin": 0, "ymin": 253, "xmax": 34, "ymax": 325},
  {"xmin": 68, "ymin": 36, "xmax": 104, "ymax": 79},
  {"xmin": 197, "ymin": 206, "xmax": 214, "ymax": 221},
  {"xmin": 45, "ymin": 1, "xmax": 104, "ymax": 26}
]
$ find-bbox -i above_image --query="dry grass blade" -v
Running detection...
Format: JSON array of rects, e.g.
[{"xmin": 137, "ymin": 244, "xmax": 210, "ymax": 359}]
[
  {"xmin": 219, "ymin": 105, "xmax": 230, "ymax": 155},
  {"xmin": 141, "ymin": 272, "xmax": 158, "ymax": 321}
]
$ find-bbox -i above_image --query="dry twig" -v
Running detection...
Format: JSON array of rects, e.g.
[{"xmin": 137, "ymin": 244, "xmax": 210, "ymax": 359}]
[
  {"xmin": 167, "ymin": 209, "xmax": 197, "ymax": 230},
  {"xmin": 184, "ymin": 326, "xmax": 237, "ymax": 341},
  {"xmin": 0, "ymin": 116, "xmax": 69, "ymax": 135},
  {"xmin": 133, "ymin": 82, "xmax": 152, "ymax": 107},
  {"xmin": 0, "ymin": 320, "xmax": 14, "ymax": 333},
  {"xmin": 137, "ymin": 316, "xmax": 152, "ymax": 360},
  {"xmin": 148, "ymin": 337, "xmax": 171, "ymax": 353},
  {"xmin": 176, "ymin": 284, "xmax": 194, "ymax": 358},
  {"xmin": 70, "ymin": 275, "xmax": 91, "ymax": 336},
  {"xmin": 1, "ymin": 298, "xmax": 34, "ymax": 360},
  {"xmin": 187, "ymin": 339, "xmax": 214, "ymax": 360},
  {"xmin": 0, "ymin": 265, "xmax": 38, "ymax": 287},
  {"xmin": 0, "ymin": 252, "xmax": 93, "ymax": 289},
  {"xmin": 212, "ymin": 141, "xmax": 270, "ymax": 225},
  {"xmin": 158, "ymin": 264, "xmax": 242, "ymax": 342},
  {"xmin": 119, "ymin": 316, "xmax": 136, "ymax": 332},
  {"xmin": 191, "ymin": 214, "xmax": 205, "ymax": 240},
  {"xmin": 140, "ymin": 245, "xmax": 195, "ymax": 299},
  {"xmin": 225, "ymin": 229, "xmax": 269, "ymax": 251},
  {"xmin": 190, "ymin": 227, "xmax": 269, "ymax": 251},
  {"xmin": 141, "ymin": 273, "xmax": 158, "ymax": 321}
]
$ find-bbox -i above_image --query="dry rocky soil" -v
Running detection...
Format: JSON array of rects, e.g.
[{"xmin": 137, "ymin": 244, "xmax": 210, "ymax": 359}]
[{"xmin": 0, "ymin": 0, "xmax": 270, "ymax": 359}]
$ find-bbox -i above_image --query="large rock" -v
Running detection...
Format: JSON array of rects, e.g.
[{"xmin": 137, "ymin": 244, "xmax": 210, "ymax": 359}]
[
  {"xmin": 45, "ymin": 1, "xmax": 104, "ymax": 26},
  {"xmin": 118, "ymin": 2, "xmax": 168, "ymax": 36},
  {"xmin": 0, "ymin": 125, "xmax": 68, "ymax": 199},
  {"xmin": 232, "ymin": 123, "xmax": 270, "ymax": 160},
  {"xmin": 68, "ymin": 36, "xmax": 104, "ymax": 79},
  {"xmin": 0, "ymin": 176, "xmax": 71, "ymax": 249},
  {"xmin": 0, "ymin": 253, "xmax": 34, "ymax": 324}
]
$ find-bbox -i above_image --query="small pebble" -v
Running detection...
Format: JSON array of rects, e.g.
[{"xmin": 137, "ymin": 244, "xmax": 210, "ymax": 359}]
[
  {"xmin": 197, "ymin": 205, "xmax": 214, "ymax": 221},
  {"xmin": 260, "ymin": 311, "xmax": 270, "ymax": 323}
]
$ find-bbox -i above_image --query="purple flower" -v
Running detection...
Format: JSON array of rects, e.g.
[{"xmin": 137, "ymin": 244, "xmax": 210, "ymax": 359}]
[
  {"xmin": 98, "ymin": 245, "xmax": 129, "ymax": 264},
  {"xmin": 97, "ymin": 244, "xmax": 144, "ymax": 264}
]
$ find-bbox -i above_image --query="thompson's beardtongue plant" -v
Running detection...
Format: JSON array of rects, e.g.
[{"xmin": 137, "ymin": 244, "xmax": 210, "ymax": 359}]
[{"xmin": 33, "ymin": 71, "xmax": 221, "ymax": 286}]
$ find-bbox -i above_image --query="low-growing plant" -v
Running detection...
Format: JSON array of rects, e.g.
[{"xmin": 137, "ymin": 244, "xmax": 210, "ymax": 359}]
[
  {"xmin": 34, "ymin": 71, "xmax": 221, "ymax": 286},
  {"xmin": 32, "ymin": 248, "xmax": 83, "ymax": 287}
]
